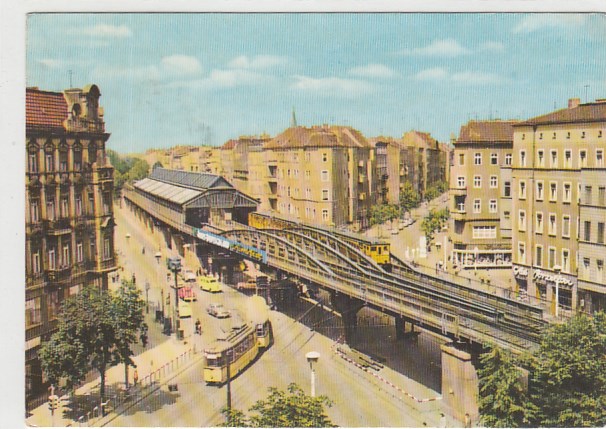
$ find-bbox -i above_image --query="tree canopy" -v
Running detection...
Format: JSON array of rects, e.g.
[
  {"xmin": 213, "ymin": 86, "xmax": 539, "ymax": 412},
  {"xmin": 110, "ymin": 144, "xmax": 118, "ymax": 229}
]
[
  {"xmin": 39, "ymin": 282, "xmax": 148, "ymax": 410},
  {"xmin": 107, "ymin": 150, "xmax": 150, "ymax": 192},
  {"xmin": 221, "ymin": 383, "xmax": 335, "ymax": 427},
  {"xmin": 370, "ymin": 203, "xmax": 401, "ymax": 226},
  {"xmin": 399, "ymin": 181, "xmax": 421, "ymax": 213},
  {"xmin": 420, "ymin": 208, "xmax": 449, "ymax": 248},
  {"xmin": 478, "ymin": 312, "xmax": 606, "ymax": 427}
]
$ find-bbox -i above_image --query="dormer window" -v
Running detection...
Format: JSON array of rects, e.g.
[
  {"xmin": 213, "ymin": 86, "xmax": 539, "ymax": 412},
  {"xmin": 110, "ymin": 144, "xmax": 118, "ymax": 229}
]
[{"xmin": 72, "ymin": 103, "xmax": 81, "ymax": 117}]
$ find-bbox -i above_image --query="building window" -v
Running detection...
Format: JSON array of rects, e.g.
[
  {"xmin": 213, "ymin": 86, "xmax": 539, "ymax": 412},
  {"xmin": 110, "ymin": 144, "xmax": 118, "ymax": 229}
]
[
  {"xmin": 457, "ymin": 176, "xmax": 466, "ymax": 188},
  {"xmin": 520, "ymin": 150, "xmax": 526, "ymax": 167},
  {"xmin": 47, "ymin": 199, "xmax": 55, "ymax": 221},
  {"xmin": 322, "ymin": 153, "xmax": 327, "ymax": 162},
  {"xmin": 548, "ymin": 247, "xmax": 556, "ymax": 269},
  {"xmin": 536, "ymin": 181, "xmax": 544, "ymax": 201},
  {"xmin": 562, "ymin": 215, "xmax": 571, "ymax": 238},
  {"xmin": 504, "ymin": 211, "xmax": 510, "ymax": 220},
  {"xmin": 321, "ymin": 170, "xmax": 329, "ymax": 182},
  {"xmin": 473, "ymin": 199, "xmax": 481, "ymax": 213},
  {"xmin": 47, "ymin": 290, "xmax": 60, "ymax": 321},
  {"xmin": 490, "ymin": 176, "xmax": 498, "ymax": 188},
  {"xmin": 474, "ymin": 153, "xmax": 482, "ymax": 165},
  {"xmin": 580, "ymin": 150, "xmax": 587, "ymax": 167},
  {"xmin": 598, "ymin": 222, "xmax": 605, "ymax": 244},
  {"xmin": 48, "ymin": 248, "xmax": 56, "ymax": 270},
  {"xmin": 322, "ymin": 189, "xmax": 329, "ymax": 201},
  {"xmin": 585, "ymin": 186, "xmax": 593, "ymax": 205},
  {"xmin": 491, "ymin": 153, "xmax": 498, "ymax": 165},
  {"xmin": 549, "ymin": 214, "xmax": 557, "ymax": 236},
  {"xmin": 599, "ymin": 187, "xmax": 606, "ymax": 206},
  {"xmin": 305, "ymin": 170, "xmax": 310, "ymax": 179},
  {"xmin": 550, "ymin": 150, "xmax": 558, "ymax": 168},
  {"xmin": 519, "ymin": 180, "xmax": 527, "ymax": 199},
  {"xmin": 596, "ymin": 149, "xmax": 604, "ymax": 167},
  {"xmin": 28, "ymin": 152, "xmax": 38, "ymax": 173},
  {"xmin": 522, "ymin": 133, "xmax": 525, "ymax": 140},
  {"xmin": 489, "ymin": 199, "xmax": 497, "ymax": 213},
  {"xmin": 552, "ymin": 132, "xmax": 557, "ymax": 140},
  {"xmin": 305, "ymin": 188, "xmax": 311, "ymax": 199},
  {"xmin": 45, "ymin": 153, "xmax": 54, "ymax": 172},
  {"xmin": 539, "ymin": 132, "xmax": 543, "ymax": 140},
  {"xmin": 536, "ymin": 212, "xmax": 543, "ymax": 234},
  {"xmin": 562, "ymin": 249, "xmax": 570, "ymax": 272},
  {"xmin": 518, "ymin": 241, "xmax": 526, "ymax": 263},
  {"xmin": 537, "ymin": 150, "xmax": 545, "ymax": 167},
  {"xmin": 564, "ymin": 150, "xmax": 572, "ymax": 168},
  {"xmin": 76, "ymin": 242, "xmax": 83, "ymax": 263},
  {"xmin": 563, "ymin": 183, "xmax": 572, "ymax": 203},
  {"xmin": 473, "ymin": 226, "xmax": 497, "ymax": 239},
  {"xmin": 597, "ymin": 260, "xmax": 604, "ymax": 283},
  {"xmin": 30, "ymin": 200, "xmax": 39, "ymax": 223},
  {"xmin": 322, "ymin": 209, "xmax": 329, "ymax": 221},
  {"xmin": 62, "ymin": 244, "xmax": 70, "ymax": 267},
  {"xmin": 25, "ymin": 298, "xmax": 42, "ymax": 328},
  {"xmin": 287, "ymin": 187, "xmax": 291, "ymax": 197},
  {"xmin": 61, "ymin": 197, "xmax": 69, "ymax": 218},
  {"xmin": 458, "ymin": 154, "xmax": 465, "ymax": 165},
  {"xmin": 518, "ymin": 210, "xmax": 526, "ymax": 231},
  {"xmin": 504, "ymin": 181, "xmax": 511, "ymax": 197},
  {"xmin": 75, "ymin": 195, "xmax": 82, "ymax": 216},
  {"xmin": 473, "ymin": 176, "xmax": 482, "ymax": 188},
  {"xmin": 549, "ymin": 182, "xmax": 557, "ymax": 202},
  {"xmin": 505, "ymin": 153, "xmax": 512, "ymax": 165},
  {"xmin": 32, "ymin": 251, "xmax": 41, "ymax": 274},
  {"xmin": 535, "ymin": 245, "xmax": 543, "ymax": 267},
  {"xmin": 584, "ymin": 221, "xmax": 591, "ymax": 241},
  {"xmin": 582, "ymin": 131, "xmax": 586, "ymax": 139},
  {"xmin": 583, "ymin": 258, "xmax": 591, "ymax": 278}
]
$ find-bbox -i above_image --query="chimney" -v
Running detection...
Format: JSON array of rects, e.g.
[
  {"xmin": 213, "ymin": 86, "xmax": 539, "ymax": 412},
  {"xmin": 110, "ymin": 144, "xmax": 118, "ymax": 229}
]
[{"xmin": 568, "ymin": 98, "xmax": 581, "ymax": 109}]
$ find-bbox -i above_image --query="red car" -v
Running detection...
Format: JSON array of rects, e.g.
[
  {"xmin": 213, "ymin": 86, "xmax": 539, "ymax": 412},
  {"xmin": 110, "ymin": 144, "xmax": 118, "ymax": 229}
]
[{"xmin": 179, "ymin": 286, "xmax": 197, "ymax": 302}]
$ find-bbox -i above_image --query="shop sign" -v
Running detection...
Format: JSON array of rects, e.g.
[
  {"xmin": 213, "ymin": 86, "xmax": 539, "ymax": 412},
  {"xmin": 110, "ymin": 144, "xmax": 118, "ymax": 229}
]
[
  {"xmin": 513, "ymin": 266, "xmax": 529, "ymax": 278},
  {"xmin": 533, "ymin": 269, "xmax": 574, "ymax": 287}
]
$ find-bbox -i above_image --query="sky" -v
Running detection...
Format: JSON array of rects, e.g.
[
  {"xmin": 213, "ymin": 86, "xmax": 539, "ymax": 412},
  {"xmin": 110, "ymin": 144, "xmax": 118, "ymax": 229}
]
[{"xmin": 26, "ymin": 13, "xmax": 606, "ymax": 153}]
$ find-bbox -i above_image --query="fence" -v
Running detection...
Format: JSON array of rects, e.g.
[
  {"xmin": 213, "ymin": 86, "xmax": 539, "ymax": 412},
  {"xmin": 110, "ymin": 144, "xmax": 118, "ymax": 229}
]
[{"xmin": 67, "ymin": 348, "xmax": 196, "ymax": 427}]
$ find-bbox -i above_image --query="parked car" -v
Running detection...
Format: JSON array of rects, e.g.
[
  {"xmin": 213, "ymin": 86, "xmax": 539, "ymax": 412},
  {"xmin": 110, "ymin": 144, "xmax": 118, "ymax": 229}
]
[
  {"xmin": 206, "ymin": 303, "xmax": 230, "ymax": 318},
  {"xmin": 178, "ymin": 300, "xmax": 192, "ymax": 318},
  {"xmin": 178, "ymin": 286, "xmax": 197, "ymax": 302},
  {"xmin": 199, "ymin": 275, "xmax": 222, "ymax": 293}
]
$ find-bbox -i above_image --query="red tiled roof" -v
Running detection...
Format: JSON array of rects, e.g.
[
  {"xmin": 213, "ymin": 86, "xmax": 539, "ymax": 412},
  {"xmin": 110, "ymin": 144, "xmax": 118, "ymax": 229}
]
[
  {"xmin": 517, "ymin": 102, "xmax": 606, "ymax": 126},
  {"xmin": 26, "ymin": 88, "xmax": 68, "ymax": 131},
  {"xmin": 221, "ymin": 139, "xmax": 238, "ymax": 150},
  {"xmin": 457, "ymin": 120, "xmax": 517, "ymax": 144},
  {"xmin": 265, "ymin": 126, "xmax": 371, "ymax": 149}
]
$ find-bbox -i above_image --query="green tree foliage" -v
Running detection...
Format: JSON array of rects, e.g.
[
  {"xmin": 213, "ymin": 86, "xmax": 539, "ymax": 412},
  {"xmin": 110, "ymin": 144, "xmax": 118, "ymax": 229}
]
[
  {"xmin": 420, "ymin": 208, "xmax": 449, "ymax": 248},
  {"xmin": 424, "ymin": 180, "xmax": 448, "ymax": 202},
  {"xmin": 399, "ymin": 181, "xmax": 421, "ymax": 213},
  {"xmin": 39, "ymin": 284, "xmax": 148, "ymax": 412},
  {"xmin": 478, "ymin": 347, "xmax": 536, "ymax": 427},
  {"xmin": 220, "ymin": 383, "xmax": 335, "ymax": 427},
  {"xmin": 152, "ymin": 161, "xmax": 164, "ymax": 170},
  {"xmin": 106, "ymin": 150, "xmax": 150, "ymax": 193},
  {"xmin": 370, "ymin": 203, "xmax": 401, "ymax": 226},
  {"xmin": 528, "ymin": 312, "xmax": 606, "ymax": 427}
]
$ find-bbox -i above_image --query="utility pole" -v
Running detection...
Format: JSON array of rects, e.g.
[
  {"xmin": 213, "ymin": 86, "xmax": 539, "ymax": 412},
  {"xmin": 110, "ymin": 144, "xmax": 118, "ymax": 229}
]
[{"xmin": 584, "ymin": 84, "xmax": 590, "ymax": 103}]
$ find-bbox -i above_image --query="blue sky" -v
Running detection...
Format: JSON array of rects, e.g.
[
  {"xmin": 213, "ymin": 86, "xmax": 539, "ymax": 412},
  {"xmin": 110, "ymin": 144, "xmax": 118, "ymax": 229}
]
[{"xmin": 26, "ymin": 13, "xmax": 606, "ymax": 153}]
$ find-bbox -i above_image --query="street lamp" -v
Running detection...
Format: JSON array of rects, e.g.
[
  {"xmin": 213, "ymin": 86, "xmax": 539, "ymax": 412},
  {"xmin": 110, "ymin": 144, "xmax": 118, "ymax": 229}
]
[
  {"xmin": 126, "ymin": 232, "xmax": 131, "ymax": 243},
  {"xmin": 553, "ymin": 265, "xmax": 562, "ymax": 317},
  {"xmin": 167, "ymin": 257, "xmax": 182, "ymax": 337},
  {"xmin": 145, "ymin": 280, "xmax": 150, "ymax": 314},
  {"xmin": 155, "ymin": 252, "xmax": 161, "ymax": 264},
  {"xmin": 305, "ymin": 351, "xmax": 320, "ymax": 397}
]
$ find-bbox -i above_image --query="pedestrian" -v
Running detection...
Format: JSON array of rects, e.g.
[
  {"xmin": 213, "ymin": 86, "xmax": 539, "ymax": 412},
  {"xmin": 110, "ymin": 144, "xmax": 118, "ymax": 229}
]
[
  {"xmin": 142, "ymin": 246, "xmax": 145, "ymax": 255},
  {"xmin": 132, "ymin": 273, "xmax": 136, "ymax": 284},
  {"xmin": 195, "ymin": 318, "xmax": 201, "ymax": 335},
  {"xmin": 133, "ymin": 369, "xmax": 139, "ymax": 386}
]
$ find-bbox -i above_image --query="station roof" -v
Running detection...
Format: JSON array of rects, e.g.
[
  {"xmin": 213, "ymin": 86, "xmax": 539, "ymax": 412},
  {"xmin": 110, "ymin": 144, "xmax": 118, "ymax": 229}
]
[
  {"xmin": 134, "ymin": 177, "xmax": 202, "ymax": 205},
  {"xmin": 149, "ymin": 167, "xmax": 232, "ymax": 190}
]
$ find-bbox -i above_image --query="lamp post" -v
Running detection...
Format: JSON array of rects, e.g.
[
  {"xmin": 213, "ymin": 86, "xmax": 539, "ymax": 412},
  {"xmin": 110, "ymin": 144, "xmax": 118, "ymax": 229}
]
[
  {"xmin": 553, "ymin": 265, "xmax": 562, "ymax": 317},
  {"xmin": 145, "ymin": 281, "xmax": 150, "ymax": 314},
  {"xmin": 167, "ymin": 257, "xmax": 182, "ymax": 336},
  {"xmin": 126, "ymin": 232, "xmax": 131, "ymax": 243},
  {"xmin": 155, "ymin": 252, "xmax": 161, "ymax": 264},
  {"xmin": 305, "ymin": 351, "xmax": 320, "ymax": 397}
]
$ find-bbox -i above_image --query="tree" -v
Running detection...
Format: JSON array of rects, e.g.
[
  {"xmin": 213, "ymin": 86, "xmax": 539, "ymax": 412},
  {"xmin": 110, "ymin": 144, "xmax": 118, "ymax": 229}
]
[
  {"xmin": 399, "ymin": 181, "xmax": 421, "ymax": 214},
  {"xmin": 39, "ymin": 284, "xmax": 148, "ymax": 414},
  {"xmin": 127, "ymin": 158, "xmax": 150, "ymax": 182},
  {"xmin": 221, "ymin": 383, "xmax": 335, "ymax": 427},
  {"xmin": 478, "ymin": 346, "xmax": 536, "ymax": 427},
  {"xmin": 528, "ymin": 312, "xmax": 606, "ymax": 427},
  {"xmin": 370, "ymin": 203, "xmax": 400, "ymax": 226}
]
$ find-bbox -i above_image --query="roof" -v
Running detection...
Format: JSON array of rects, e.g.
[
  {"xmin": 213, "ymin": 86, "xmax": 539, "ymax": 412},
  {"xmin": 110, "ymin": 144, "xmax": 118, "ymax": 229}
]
[
  {"xmin": 134, "ymin": 177, "xmax": 202, "ymax": 205},
  {"xmin": 26, "ymin": 88, "xmax": 68, "ymax": 131},
  {"xmin": 150, "ymin": 167, "xmax": 233, "ymax": 190},
  {"xmin": 457, "ymin": 120, "xmax": 517, "ymax": 144},
  {"xmin": 401, "ymin": 130, "xmax": 441, "ymax": 149},
  {"xmin": 265, "ymin": 126, "xmax": 371, "ymax": 150},
  {"xmin": 517, "ymin": 101, "xmax": 606, "ymax": 126}
]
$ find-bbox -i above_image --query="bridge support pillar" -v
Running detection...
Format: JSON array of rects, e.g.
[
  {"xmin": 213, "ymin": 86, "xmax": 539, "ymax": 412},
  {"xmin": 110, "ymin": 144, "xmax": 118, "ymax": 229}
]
[
  {"xmin": 330, "ymin": 292, "xmax": 364, "ymax": 345},
  {"xmin": 440, "ymin": 343, "xmax": 479, "ymax": 425}
]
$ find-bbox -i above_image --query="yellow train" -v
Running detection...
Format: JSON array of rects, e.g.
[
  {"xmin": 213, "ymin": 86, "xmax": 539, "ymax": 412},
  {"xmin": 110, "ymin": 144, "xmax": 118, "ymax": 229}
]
[
  {"xmin": 248, "ymin": 212, "xmax": 391, "ymax": 265},
  {"xmin": 203, "ymin": 297, "xmax": 272, "ymax": 384}
]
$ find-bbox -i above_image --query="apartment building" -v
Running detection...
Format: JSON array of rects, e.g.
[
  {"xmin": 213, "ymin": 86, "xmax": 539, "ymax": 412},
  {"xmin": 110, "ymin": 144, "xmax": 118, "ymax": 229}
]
[
  {"xmin": 449, "ymin": 120, "xmax": 517, "ymax": 269},
  {"xmin": 142, "ymin": 145, "xmax": 221, "ymax": 175},
  {"xmin": 25, "ymin": 85, "xmax": 117, "ymax": 400},
  {"xmin": 262, "ymin": 125, "xmax": 376, "ymax": 229},
  {"xmin": 511, "ymin": 98, "xmax": 606, "ymax": 314},
  {"xmin": 219, "ymin": 135, "xmax": 271, "ymax": 199}
]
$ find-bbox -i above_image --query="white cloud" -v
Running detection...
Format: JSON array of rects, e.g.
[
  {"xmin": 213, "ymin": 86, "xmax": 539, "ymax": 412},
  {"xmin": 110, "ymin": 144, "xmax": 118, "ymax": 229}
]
[
  {"xmin": 228, "ymin": 55, "xmax": 288, "ymax": 69},
  {"xmin": 95, "ymin": 65, "xmax": 161, "ymax": 81},
  {"xmin": 400, "ymin": 39, "xmax": 470, "ymax": 57},
  {"xmin": 479, "ymin": 41, "xmax": 505, "ymax": 52},
  {"xmin": 451, "ymin": 72, "xmax": 505, "ymax": 85},
  {"xmin": 161, "ymin": 55, "xmax": 202, "ymax": 75},
  {"xmin": 415, "ymin": 67, "xmax": 448, "ymax": 81},
  {"xmin": 348, "ymin": 64, "xmax": 396, "ymax": 78},
  {"xmin": 38, "ymin": 59, "xmax": 61, "ymax": 68},
  {"xmin": 513, "ymin": 14, "xmax": 588, "ymax": 34},
  {"xmin": 79, "ymin": 24, "xmax": 132, "ymax": 38},
  {"xmin": 167, "ymin": 69, "xmax": 270, "ymax": 90},
  {"xmin": 291, "ymin": 75, "xmax": 373, "ymax": 97}
]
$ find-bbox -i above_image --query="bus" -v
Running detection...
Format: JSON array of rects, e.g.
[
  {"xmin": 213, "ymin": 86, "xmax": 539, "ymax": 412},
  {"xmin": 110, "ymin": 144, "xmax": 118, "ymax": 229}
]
[{"xmin": 203, "ymin": 317, "xmax": 272, "ymax": 384}]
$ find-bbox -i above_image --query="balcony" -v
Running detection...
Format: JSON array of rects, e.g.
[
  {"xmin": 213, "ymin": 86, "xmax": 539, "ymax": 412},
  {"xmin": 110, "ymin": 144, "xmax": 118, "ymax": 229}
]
[
  {"xmin": 451, "ymin": 209, "xmax": 467, "ymax": 221},
  {"xmin": 358, "ymin": 192, "xmax": 366, "ymax": 201},
  {"xmin": 358, "ymin": 174, "xmax": 366, "ymax": 184},
  {"xmin": 450, "ymin": 186, "xmax": 467, "ymax": 196},
  {"xmin": 46, "ymin": 266, "xmax": 72, "ymax": 284},
  {"xmin": 45, "ymin": 218, "xmax": 72, "ymax": 235}
]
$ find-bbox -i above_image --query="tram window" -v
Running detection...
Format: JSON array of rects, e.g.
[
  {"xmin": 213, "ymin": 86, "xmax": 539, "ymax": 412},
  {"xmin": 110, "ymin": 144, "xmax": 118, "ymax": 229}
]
[
  {"xmin": 378, "ymin": 247, "xmax": 381, "ymax": 254},
  {"xmin": 371, "ymin": 246, "xmax": 377, "ymax": 252}
]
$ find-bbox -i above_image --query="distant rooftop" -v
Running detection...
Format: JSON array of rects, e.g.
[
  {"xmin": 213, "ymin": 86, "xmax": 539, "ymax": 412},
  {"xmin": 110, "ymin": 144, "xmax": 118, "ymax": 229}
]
[
  {"xmin": 150, "ymin": 167, "xmax": 233, "ymax": 190},
  {"xmin": 457, "ymin": 120, "xmax": 518, "ymax": 144},
  {"xmin": 265, "ymin": 125, "xmax": 371, "ymax": 150},
  {"xmin": 517, "ymin": 98, "xmax": 606, "ymax": 126}
]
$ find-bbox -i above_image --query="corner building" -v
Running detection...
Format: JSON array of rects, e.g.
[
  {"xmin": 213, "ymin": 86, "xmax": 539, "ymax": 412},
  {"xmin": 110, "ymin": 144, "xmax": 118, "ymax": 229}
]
[
  {"xmin": 511, "ymin": 98, "xmax": 606, "ymax": 315},
  {"xmin": 25, "ymin": 85, "xmax": 117, "ymax": 402}
]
